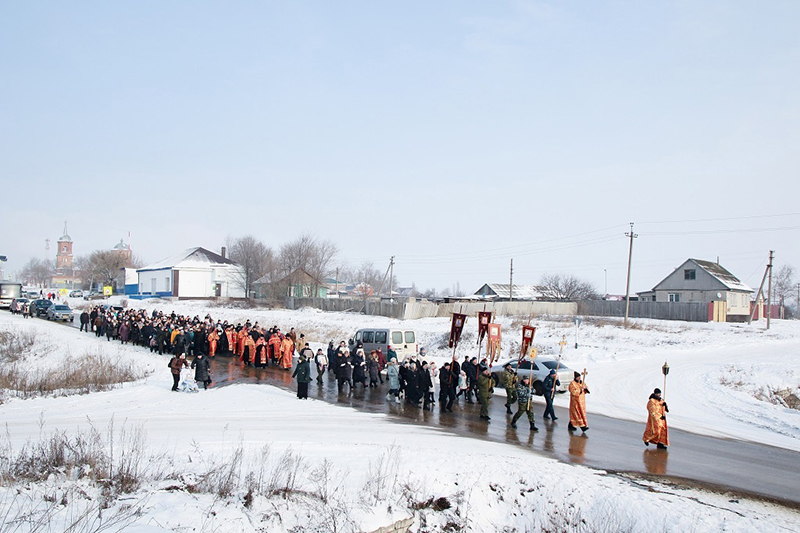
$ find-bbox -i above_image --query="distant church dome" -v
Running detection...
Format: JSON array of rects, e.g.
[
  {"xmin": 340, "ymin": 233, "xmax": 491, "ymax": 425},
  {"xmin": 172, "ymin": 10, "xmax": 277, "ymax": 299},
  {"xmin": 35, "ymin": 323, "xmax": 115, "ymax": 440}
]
[
  {"xmin": 57, "ymin": 221, "xmax": 71, "ymax": 242},
  {"xmin": 113, "ymin": 239, "xmax": 130, "ymax": 251}
]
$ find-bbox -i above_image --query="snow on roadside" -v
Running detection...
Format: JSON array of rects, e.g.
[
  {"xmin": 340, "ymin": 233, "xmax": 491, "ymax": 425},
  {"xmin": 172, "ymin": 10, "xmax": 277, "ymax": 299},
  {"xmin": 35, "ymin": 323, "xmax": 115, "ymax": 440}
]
[{"xmin": 0, "ymin": 311, "xmax": 799, "ymax": 532}]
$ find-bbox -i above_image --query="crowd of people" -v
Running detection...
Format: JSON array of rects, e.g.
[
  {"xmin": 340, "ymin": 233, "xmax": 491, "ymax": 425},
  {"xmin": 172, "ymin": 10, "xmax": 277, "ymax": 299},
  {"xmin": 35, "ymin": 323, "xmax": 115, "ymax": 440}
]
[{"xmin": 59, "ymin": 304, "xmax": 669, "ymax": 449}]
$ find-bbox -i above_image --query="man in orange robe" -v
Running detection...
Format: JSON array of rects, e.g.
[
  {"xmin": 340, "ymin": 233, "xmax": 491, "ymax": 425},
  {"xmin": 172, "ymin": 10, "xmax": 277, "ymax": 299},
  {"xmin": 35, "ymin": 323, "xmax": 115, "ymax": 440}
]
[
  {"xmin": 280, "ymin": 336, "xmax": 295, "ymax": 369},
  {"xmin": 643, "ymin": 388, "xmax": 669, "ymax": 449},
  {"xmin": 207, "ymin": 328, "xmax": 219, "ymax": 357},
  {"xmin": 235, "ymin": 327, "xmax": 248, "ymax": 357},
  {"xmin": 568, "ymin": 371, "xmax": 590, "ymax": 432},
  {"xmin": 268, "ymin": 331, "xmax": 283, "ymax": 366},
  {"xmin": 242, "ymin": 331, "xmax": 256, "ymax": 365}
]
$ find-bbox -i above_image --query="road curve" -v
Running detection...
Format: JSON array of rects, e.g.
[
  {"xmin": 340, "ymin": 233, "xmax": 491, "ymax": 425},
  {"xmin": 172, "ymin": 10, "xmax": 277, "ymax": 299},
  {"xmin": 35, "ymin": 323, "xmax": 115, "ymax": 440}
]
[{"xmin": 205, "ymin": 355, "xmax": 800, "ymax": 506}]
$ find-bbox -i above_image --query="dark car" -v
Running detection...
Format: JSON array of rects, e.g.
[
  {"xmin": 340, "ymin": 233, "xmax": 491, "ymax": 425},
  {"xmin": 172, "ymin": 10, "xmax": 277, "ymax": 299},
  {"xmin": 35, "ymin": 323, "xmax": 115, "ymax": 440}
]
[
  {"xmin": 31, "ymin": 299, "xmax": 54, "ymax": 317},
  {"xmin": 46, "ymin": 304, "xmax": 74, "ymax": 322}
]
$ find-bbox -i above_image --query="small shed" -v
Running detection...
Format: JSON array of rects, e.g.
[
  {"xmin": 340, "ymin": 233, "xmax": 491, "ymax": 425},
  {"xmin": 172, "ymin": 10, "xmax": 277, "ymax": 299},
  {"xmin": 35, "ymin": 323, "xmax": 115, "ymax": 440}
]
[{"xmin": 135, "ymin": 247, "xmax": 245, "ymax": 299}]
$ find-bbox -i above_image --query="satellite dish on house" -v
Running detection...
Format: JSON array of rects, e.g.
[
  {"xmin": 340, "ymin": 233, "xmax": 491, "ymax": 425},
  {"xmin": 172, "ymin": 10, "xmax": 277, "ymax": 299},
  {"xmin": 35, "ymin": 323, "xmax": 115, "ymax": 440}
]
[{"xmin": 716, "ymin": 292, "xmax": 722, "ymax": 299}]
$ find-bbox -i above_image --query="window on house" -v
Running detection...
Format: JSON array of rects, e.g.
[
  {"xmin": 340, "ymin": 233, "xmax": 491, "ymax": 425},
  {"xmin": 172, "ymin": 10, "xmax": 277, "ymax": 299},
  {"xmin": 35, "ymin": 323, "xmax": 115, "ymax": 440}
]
[
  {"xmin": 684, "ymin": 269, "xmax": 696, "ymax": 280},
  {"xmin": 668, "ymin": 293, "xmax": 680, "ymax": 302}
]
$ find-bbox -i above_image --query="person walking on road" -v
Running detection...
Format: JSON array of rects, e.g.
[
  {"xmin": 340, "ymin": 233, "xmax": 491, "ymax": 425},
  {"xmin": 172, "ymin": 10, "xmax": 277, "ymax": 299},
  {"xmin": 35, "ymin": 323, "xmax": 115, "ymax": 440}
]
[
  {"xmin": 502, "ymin": 362, "xmax": 518, "ymax": 415},
  {"xmin": 542, "ymin": 369, "xmax": 560, "ymax": 421},
  {"xmin": 386, "ymin": 358, "xmax": 401, "ymax": 403},
  {"xmin": 643, "ymin": 388, "xmax": 669, "ymax": 449},
  {"xmin": 477, "ymin": 363, "xmax": 493, "ymax": 421},
  {"xmin": 510, "ymin": 376, "xmax": 539, "ymax": 431},
  {"xmin": 292, "ymin": 353, "xmax": 312, "ymax": 399},
  {"xmin": 568, "ymin": 371, "xmax": 590, "ymax": 432},
  {"xmin": 314, "ymin": 348, "xmax": 328, "ymax": 384}
]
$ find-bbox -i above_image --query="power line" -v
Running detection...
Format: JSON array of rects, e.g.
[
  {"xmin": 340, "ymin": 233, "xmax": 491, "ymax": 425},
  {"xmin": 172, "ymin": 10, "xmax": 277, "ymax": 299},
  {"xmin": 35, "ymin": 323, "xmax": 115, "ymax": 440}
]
[
  {"xmin": 639, "ymin": 212, "xmax": 800, "ymax": 225},
  {"xmin": 643, "ymin": 225, "xmax": 800, "ymax": 236}
]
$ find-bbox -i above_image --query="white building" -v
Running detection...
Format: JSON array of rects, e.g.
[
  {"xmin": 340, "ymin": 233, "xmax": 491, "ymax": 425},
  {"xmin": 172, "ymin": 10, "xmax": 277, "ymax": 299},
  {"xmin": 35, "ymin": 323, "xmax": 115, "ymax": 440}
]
[{"xmin": 135, "ymin": 247, "xmax": 245, "ymax": 299}]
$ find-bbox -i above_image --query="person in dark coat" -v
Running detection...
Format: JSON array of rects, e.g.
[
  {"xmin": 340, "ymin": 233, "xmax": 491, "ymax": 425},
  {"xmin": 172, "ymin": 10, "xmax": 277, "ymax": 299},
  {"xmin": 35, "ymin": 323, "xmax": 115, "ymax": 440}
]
[
  {"xmin": 351, "ymin": 349, "xmax": 367, "ymax": 389},
  {"xmin": 80, "ymin": 311, "xmax": 90, "ymax": 332},
  {"xmin": 542, "ymin": 369, "xmax": 560, "ymax": 421},
  {"xmin": 367, "ymin": 351, "xmax": 380, "ymax": 388},
  {"xmin": 191, "ymin": 353, "xmax": 212, "ymax": 390},
  {"xmin": 405, "ymin": 362, "xmax": 422, "ymax": 406},
  {"xmin": 438, "ymin": 362, "xmax": 456, "ymax": 413},
  {"xmin": 464, "ymin": 357, "xmax": 478, "ymax": 404},
  {"xmin": 420, "ymin": 362, "xmax": 434, "ymax": 410},
  {"xmin": 335, "ymin": 350, "xmax": 353, "ymax": 393},
  {"xmin": 292, "ymin": 354, "xmax": 312, "ymax": 399}
]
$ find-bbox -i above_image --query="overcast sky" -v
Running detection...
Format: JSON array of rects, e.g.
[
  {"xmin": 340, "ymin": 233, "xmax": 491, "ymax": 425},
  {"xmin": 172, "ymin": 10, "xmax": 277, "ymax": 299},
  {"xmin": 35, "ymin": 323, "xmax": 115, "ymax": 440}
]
[{"xmin": 2, "ymin": 1, "xmax": 798, "ymax": 294}]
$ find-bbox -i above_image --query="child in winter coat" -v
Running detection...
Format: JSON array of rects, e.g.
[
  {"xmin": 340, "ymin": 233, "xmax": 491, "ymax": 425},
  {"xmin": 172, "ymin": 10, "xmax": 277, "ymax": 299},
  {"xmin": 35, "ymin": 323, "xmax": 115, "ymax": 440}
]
[{"xmin": 456, "ymin": 371, "xmax": 469, "ymax": 398}]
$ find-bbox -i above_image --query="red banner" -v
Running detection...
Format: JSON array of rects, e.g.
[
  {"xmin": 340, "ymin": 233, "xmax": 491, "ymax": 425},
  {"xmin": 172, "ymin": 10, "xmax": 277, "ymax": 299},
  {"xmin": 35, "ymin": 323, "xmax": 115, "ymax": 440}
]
[
  {"xmin": 449, "ymin": 313, "xmax": 467, "ymax": 348},
  {"xmin": 521, "ymin": 326, "xmax": 536, "ymax": 357},
  {"xmin": 477, "ymin": 311, "xmax": 492, "ymax": 343},
  {"xmin": 486, "ymin": 323, "xmax": 502, "ymax": 363}
]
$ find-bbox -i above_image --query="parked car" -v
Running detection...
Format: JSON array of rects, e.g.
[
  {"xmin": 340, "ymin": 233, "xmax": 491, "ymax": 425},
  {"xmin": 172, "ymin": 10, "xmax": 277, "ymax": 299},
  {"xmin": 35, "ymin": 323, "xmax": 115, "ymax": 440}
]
[
  {"xmin": 46, "ymin": 304, "xmax": 74, "ymax": 322},
  {"xmin": 490, "ymin": 358, "xmax": 574, "ymax": 396},
  {"xmin": 84, "ymin": 291, "xmax": 107, "ymax": 301},
  {"xmin": 31, "ymin": 299, "xmax": 54, "ymax": 317},
  {"xmin": 348, "ymin": 328, "xmax": 417, "ymax": 360},
  {"xmin": 69, "ymin": 290, "xmax": 84, "ymax": 298}
]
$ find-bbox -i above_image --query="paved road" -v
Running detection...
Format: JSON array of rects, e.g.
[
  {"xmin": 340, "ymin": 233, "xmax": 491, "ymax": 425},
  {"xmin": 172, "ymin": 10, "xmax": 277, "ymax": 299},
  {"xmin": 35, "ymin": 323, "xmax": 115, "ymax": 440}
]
[{"xmin": 205, "ymin": 355, "xmax": 800, "ymax": 506}]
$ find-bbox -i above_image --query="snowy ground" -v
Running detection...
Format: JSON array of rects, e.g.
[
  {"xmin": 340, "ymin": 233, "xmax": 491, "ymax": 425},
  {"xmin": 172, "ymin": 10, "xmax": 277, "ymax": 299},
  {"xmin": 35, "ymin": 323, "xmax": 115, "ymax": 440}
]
[
  {"xmin": 0, "ymin": 302, "xmax": 799, "ymax": 531},
  {"xmin": 78, "ymin": 296, "xmax": 800, "ymax": 451}
]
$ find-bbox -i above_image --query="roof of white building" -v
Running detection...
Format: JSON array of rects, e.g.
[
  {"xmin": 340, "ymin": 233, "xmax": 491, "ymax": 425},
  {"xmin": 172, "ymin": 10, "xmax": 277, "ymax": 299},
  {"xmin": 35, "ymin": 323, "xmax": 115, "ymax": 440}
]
[{"xmin": 138, "ymin": 247, "xmax": 238, "ymax": 272}]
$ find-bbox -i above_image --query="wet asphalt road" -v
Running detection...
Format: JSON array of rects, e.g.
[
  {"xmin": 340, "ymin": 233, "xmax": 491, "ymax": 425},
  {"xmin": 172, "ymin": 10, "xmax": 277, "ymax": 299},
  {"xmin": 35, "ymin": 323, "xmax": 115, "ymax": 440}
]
[{"xmin": 206, "ymin": 355, "xmax": 800, "ymax": 506}]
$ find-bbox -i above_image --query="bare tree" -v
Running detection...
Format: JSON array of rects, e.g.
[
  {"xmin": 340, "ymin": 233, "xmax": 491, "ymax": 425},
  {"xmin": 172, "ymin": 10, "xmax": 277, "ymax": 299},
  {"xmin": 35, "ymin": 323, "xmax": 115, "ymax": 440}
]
[
  {"xmin": 772, "ymin": 264, "xmax": 796, "ymax": 308},
  {"xmin": 19, "ymin": 258, "xmax": 54, "ymax": 287},
  {"xmin": 277, "ymin": 234, "xmax": 338, "ymax": 297},
  {"xmin": 539, "ymin": 273, "xmax": 600, "ymax": 300},
  {"xmin": 351, "ymin": 261, "xmax": 382, "ymax": 300},
  {"xmin": 227, "ymin": 235, "xmax": 273, "ymax": 299}
]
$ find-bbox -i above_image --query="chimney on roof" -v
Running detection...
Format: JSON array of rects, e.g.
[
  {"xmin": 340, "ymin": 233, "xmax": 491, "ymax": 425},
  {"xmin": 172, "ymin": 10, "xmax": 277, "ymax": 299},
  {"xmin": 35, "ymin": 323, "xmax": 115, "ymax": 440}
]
[
  {"xmin": 716, "ymin": 256, "xmax": 719, "ymax": 265},
  {"xmin": 221, "ymin": 246, "xmax": 227, "ymax": 259}
]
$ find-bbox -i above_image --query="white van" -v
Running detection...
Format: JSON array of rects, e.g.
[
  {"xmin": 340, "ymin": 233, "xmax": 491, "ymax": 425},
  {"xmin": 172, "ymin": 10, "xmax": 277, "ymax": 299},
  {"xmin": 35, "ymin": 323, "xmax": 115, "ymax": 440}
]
[{"xmin": 349, "ymin": 328, "xmax": 417, "ymax": 361}]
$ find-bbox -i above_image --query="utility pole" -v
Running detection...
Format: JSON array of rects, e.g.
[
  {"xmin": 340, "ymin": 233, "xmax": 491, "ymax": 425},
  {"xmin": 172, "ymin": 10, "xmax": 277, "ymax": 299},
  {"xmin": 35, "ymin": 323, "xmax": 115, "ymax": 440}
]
[
  {"xmin": 335, "ymin": 267, "xmax": 339, "ymax": 298},
  {"xmin": 767, "ymin": 250, "xmax": 774, "ymax": 330},
  {"xmin": 509, "ymin": 258, "xmax": 514, "ymax": 302},
  {"xmin": 796, "ymin": 283, "xmax": 799, "ymax": 320},
  {"xmin": 388, "ymin": 256, "xmax": 395, "ymax": 301},
  {"xmin": 624, "ymin": 223, "xmax": 638, "ymax": 327},
  {"xmin": 604, "ymin": 269, "xmax": 608, "ymax": 297}
]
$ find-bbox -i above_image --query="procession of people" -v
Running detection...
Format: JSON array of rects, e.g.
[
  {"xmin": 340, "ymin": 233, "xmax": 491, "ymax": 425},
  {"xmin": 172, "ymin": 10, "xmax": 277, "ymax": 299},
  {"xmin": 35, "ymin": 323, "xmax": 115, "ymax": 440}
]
[{"xmin": 73, "ymin": 303, "xmax": 669, "ymax": 451}]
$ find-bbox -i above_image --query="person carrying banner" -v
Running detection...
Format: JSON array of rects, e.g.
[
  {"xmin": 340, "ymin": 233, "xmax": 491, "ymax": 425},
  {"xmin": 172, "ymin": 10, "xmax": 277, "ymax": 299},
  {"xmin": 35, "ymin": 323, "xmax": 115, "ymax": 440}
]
[
  {"xmin": 502, "ymin": 362, "xmax": 518, "ymax": 414},
  {"xmin": 643, "ymin": 388, "xmax": 669, "ymax": 449},
  {"xmin": 510, "ymin": 376, "xmax": 538, "ymax": 431},
  {"xmin": 567, "ymin": 371, "xmax": 590, "ymax": 432},
  {"xmin": 477, "ymin": 363, "xmax": 493, "ymax": 421}
]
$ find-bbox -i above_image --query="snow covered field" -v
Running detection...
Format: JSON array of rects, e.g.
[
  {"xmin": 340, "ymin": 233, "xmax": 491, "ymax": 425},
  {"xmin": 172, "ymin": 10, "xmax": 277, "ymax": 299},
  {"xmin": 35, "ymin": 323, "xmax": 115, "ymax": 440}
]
[{"xmin": 0, "ymin": 301, "xmax": 799, "ymax": 532}]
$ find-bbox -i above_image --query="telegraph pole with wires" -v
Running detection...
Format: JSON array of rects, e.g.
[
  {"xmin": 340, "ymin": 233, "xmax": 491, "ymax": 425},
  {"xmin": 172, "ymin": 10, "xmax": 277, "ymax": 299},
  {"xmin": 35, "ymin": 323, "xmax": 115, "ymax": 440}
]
[
  {"xmin": 624, "ymin": 223, "xmax": 638, "ymax": 327},
  {"xmin": 767, "ymin": 250, "xmax": 774, "ymax": 330},
  {"xmin": 388, "ymin": 256, "xmax": 395, "ymax": 301},
  {"xmin": 509, "ymin": 259, "xmax": 514, "ymax": 302}
]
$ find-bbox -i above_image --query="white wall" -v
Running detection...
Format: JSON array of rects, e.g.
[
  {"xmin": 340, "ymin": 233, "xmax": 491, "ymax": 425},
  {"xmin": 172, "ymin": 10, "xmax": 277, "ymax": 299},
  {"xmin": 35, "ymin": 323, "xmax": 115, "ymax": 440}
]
[{"xmin": 138, "ymin": 269, "xmax": 171, "ymax": 294}]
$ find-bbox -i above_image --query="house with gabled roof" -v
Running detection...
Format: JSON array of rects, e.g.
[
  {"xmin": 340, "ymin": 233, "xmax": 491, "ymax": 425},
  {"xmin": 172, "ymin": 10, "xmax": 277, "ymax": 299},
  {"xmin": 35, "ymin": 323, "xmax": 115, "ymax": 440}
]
[
  {"xmin": 474, "ymin": 283, "xmax": 543, "ymax": 301},
  {"xmin": 135, "ymin": 247, "xmax": 245, "ymax": 299},
  {"xmin": 637, "ymin": 258, "xmax": 753, "ymax": 321}
]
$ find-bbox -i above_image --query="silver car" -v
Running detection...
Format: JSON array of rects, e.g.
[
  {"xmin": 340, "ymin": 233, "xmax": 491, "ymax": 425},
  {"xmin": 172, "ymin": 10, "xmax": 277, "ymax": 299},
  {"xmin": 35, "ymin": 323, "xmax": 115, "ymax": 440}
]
[
  {"xmin": 491, "ymin": 358, "xmax": 574, "ymax": 396},
  {"xmin": 46, "ymin": 304, "xmax": 74, "ymax": 322}
]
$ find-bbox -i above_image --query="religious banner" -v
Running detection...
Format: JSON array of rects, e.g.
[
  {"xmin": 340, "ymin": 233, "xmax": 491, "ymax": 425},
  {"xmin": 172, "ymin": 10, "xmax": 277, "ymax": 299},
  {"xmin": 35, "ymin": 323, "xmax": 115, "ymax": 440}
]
[
  {"xmin": 486, "ymin": 323, "xmax": 502, "ymax": 363},
  {"xmin": 477, "ymin": 311, "xmax": 492, "ymax": 343},
  {"xmin": 448, "ymin": 313, "xmax": 467, "ymax": 348},
  {"xmin": 520, "ymin": 325, "xmax": 536, "ymax": 357}
]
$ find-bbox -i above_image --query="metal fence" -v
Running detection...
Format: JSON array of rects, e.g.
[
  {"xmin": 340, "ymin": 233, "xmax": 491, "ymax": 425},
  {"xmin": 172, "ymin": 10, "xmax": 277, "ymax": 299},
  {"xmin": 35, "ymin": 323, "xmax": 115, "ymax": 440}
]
[{"xmin": 577, "ymin": 300, "xmax": 710, "ymax": 322}]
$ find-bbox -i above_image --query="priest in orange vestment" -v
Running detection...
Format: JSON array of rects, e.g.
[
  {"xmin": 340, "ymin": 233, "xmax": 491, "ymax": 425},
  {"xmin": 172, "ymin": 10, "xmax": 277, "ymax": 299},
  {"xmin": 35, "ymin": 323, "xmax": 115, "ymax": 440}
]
[
  {"xmin": 643, "ymin": 388, "xmax": 669, "ymax": 449},
  {"xmin": 280, "ymin": 336, "xmax": 295, "ymax": 369},
  {"xmin": 568, "ymin": 372, "xmax": 590, "ymax": 432}
]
